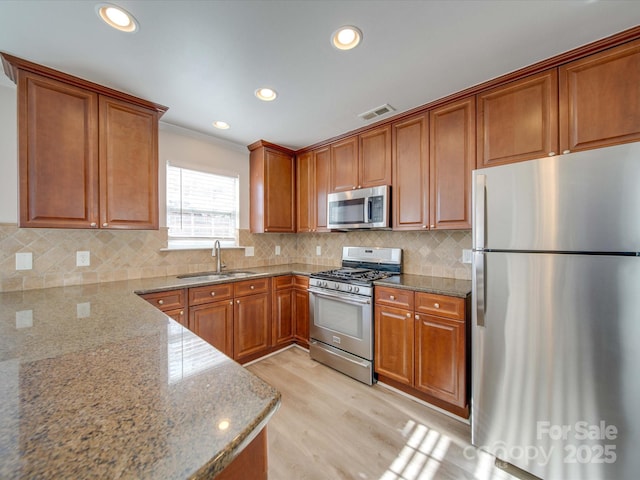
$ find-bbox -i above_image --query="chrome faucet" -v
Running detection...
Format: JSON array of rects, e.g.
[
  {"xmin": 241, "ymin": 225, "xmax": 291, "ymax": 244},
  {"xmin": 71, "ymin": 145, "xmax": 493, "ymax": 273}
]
[{"xmin": 213, "ymin": 240, "xmax": 225, "ymax": 273}]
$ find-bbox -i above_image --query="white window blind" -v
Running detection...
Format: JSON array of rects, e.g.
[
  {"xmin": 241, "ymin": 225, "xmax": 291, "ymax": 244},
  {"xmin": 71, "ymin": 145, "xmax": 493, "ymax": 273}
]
[{"xmin": 167, "ymin": 165, "xmax": 238, "ymax": 240}]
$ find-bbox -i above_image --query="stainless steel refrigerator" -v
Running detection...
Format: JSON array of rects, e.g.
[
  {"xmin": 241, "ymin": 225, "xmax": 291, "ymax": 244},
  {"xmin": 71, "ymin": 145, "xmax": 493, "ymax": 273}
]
[{"xmin": 471, "ymin": 143, "xmax": 640, "ymax": 479}]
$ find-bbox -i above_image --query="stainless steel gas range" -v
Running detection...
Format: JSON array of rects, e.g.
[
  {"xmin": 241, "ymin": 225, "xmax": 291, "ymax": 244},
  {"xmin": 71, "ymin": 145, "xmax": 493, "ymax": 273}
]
[{"xmin": 308, "ymin": 246, "xmax": 402, "ymax": 385}]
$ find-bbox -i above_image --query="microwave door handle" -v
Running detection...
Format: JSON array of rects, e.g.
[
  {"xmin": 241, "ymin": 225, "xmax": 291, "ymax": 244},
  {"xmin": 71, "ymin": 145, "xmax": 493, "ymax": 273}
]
[{"xmin": 366, "ymin": 198, "xmax": 372, "ymax": 223}]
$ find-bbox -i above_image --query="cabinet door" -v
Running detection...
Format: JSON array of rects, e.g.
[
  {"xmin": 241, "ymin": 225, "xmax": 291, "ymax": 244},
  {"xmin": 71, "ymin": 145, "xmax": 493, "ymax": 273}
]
[
  {"xmin": 330, "ymin": 136, "xmax": 359, "ymax": 192},
  {"xmin": 429, "ymin": 97, "xmax": 475, "ymax": 230},
  {"xmin": 17, "ymin": 72, "xmax": 99, "ymax": 228},
  {"xmin": 559, "ymin": 38, "xmax": 640, "ymax": 153},
  {"xmin": 296, "ymin": 151, "xmax": 314, "ymax": 233},
  {"xmin": 272, "ymin": 286, "xmax": 295, "ymax": 346},
  {"xmin": 293, "ymin": 287, "xmax": 310, "ymax": 347},
  {"xmin": 190, "ymin": 300, "xmax": 234, "ymax": 357},
  {"xmin": 359, "ymin": 125, "xmax": 392, "ymax": 188},
  {"xmin": 392, "ymin": 113, "xmax": 429, "ymax": 230},
  {"xmin": 234, "ymin": 293, "xmax": 271, "ymax": 362},
  {"xmin": 264, "ymin": 148, "xmax": 296, "ymax": 232},
  {"xmin": 165, "ymin": 308, "xmax": 188, "ymax": 328},
  {"xmin": 374, "ymin": 305, "xmax": 414, "ymax": 385},
  {"xmin": 414, "ymin": 314, "xmax": 466, "ymax": 408},
  {"xmin": 314, "ymin": 147, "xmax": 331, "ymax": 232},
  {"xmin": 477, "ymin": 69, "xmax": 558, "ymax": 168},
  {"xmin": 99, "ymin": 96, "xmax": 159, "ymax": 229}
]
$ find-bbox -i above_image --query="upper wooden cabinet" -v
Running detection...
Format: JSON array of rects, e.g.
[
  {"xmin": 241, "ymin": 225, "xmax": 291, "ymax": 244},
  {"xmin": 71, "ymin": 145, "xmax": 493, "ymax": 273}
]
[
  {"xmin": 559, "ymin": 38, "xmax": 640, "ymax": 154},
  {"xmin": 249, "ymin": 140, "xmax": 296, "ymax": 233},
  {"xmin": 330, "ymin": 135, "xmax": 359, "ymax": 192},
  {"xmin": 392, "ymin": 112, "xmax": 429, "ymax": 230},
  {"xmin": 296, "ymin": 151, "xmax": 314, "ymax": 233},
  {"xmin": 359, "ymin": 125, "xmax": 392, "ymax": 188},
  {"xmin": 477, "ymin": 69, "xmax": 559, "ymax": 168},
  {"xmin": 429, "ymin": 96, "xmax": 475, "ymax": 230},
  {"xmin": 329, "ymin": 127, "xmax": 392, "ymax": 192},
  {"xmin": 2, "ymin": 53, "xmax": 167, "ymax": 229},
  {"xmin": 296, "ymin": 146, "xmax": 330, "ymax": 233}
]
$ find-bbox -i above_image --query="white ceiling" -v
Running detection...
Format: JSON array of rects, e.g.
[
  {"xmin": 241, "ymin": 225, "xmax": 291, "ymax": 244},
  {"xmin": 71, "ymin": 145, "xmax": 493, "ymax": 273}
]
[{"xmin": 0, "ymin": 1, "xmax": 638, "ymax": 151}]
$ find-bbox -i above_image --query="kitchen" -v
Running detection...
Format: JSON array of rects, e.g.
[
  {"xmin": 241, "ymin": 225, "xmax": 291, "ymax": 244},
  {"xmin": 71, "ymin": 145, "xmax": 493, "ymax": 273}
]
[{"xmin": 1, "ymin": 1, "xmax": 639, "ymax": 479}]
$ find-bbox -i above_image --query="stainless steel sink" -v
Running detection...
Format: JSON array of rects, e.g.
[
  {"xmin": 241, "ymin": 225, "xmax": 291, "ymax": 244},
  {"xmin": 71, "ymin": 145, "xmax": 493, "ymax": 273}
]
[{"xmin": 176, "ymin": 270, "xmax": 257, "ymax": 281}]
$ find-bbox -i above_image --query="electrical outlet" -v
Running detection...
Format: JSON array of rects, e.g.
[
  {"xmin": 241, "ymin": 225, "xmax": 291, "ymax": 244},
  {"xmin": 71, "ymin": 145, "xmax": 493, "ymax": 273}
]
[
  {"xmin": 462, "ymin": 249, "xmax": 472, "ymax": 264},
  {"xmin": 275, "ymin": 245, "xmax": 281, "ymax": 255},
  {"xmin": 76, "ymin": 251, "xmax": 90, "ymax": 267},
  {"xmin": 316, "ymin": 246, "xmax": 322, "ymax": 256},
  {"xmin": 16, "ymin": 252, "xmax": 33, "ymax": 270},
  {"xmin": 16, "ymin": 310, "xmax": 33, "ymax": 329},
  {"xmin": 77, "ymin": 302, "xmax": 91, "ymax": 319},
  {"xmin": 245, "ymin": 246, "xmax": 255, "ymax": 257}
]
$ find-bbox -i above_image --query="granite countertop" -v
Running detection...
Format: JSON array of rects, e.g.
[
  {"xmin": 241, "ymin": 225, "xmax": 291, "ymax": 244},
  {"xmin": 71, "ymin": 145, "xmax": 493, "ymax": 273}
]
[
  {"xmin": 0, "ymin": 280, "xmax": 281, "ymax": 480},
  {"xmin": 374, "ymin": 274, "xmax": 472, "ymax": 298}
]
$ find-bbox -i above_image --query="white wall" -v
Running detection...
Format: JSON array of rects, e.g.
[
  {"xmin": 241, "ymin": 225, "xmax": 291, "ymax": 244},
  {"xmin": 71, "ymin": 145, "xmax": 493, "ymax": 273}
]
[
  {"xmin": 0, "ymin": 85, "xmax": 18, "ymax": 223},
  {"xmin": 0, "ymin": 85, "xmax": 250, "ymax": 228}
]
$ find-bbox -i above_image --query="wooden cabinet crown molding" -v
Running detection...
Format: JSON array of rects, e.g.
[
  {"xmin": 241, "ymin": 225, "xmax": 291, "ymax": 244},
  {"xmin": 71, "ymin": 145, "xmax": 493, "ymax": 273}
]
[{"xmin": 1, "ymin": 52, "xmax": 168, "ymax": 116}]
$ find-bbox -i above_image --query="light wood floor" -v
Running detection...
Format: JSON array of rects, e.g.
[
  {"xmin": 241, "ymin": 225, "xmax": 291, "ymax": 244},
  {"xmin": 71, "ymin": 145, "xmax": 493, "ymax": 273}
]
[{"xmin": 247, "ymin": 347, "xmax": 527, "ymax": 480}]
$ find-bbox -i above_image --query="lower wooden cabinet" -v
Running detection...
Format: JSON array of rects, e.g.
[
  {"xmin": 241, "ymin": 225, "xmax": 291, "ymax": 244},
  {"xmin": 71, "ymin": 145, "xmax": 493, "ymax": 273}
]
[
  {"xmin": 190, "ymin": 300, "xmax": 234, "ymax": 357},
  {"xmin": 272, "ymin": 275, "xmax": 310, "ymax": 348},
  {"xmin": 374, "ymin": 286, "xmax": 469, "ymax": 417},
  {"xmin": 293, "ymin": 275, "xmax": 310, "ymax": 347},
  {"xmin": 139, "ymin": 288, "xmax": 188, "ymax": 327},
  {"xmin": 234, "ymin": 288, "xmax": 271, "ymax": 363}
]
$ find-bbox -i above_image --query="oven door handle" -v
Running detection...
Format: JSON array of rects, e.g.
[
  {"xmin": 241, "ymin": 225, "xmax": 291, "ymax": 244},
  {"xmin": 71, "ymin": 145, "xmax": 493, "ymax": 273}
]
[{"xmin": 308, "ymin": 287, "xmax": 371, "ymax": 305}]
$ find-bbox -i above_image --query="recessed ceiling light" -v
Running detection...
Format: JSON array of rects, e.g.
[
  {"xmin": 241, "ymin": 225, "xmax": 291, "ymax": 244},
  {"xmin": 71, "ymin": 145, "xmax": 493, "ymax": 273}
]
[
  {"xmin": 255, "ymin": 87, "xmax": 277, "ymax": 102},
  {"xmin": 212, "ymin": 121, "xmax": 230, "ymax": 130},
  {"xmin": 96, "ymin": 3, "xmax": 139, "ymax": 33},
  {"xmin": 331, "ymin": 26, "xmax": 362, "ymax": 50}
]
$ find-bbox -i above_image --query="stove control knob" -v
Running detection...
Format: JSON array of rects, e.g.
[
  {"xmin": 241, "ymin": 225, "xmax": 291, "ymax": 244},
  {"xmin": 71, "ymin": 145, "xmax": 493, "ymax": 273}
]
[
  {"xmin": 334, "ymin": 283, "xmax": 340, "ymax": 290},
  {"xmin": 347, "ymin": 285, "xmax": 353, "ymax": 292},
  {"xmin": 354, "ymin": 286, "xmax": 360, "ymax": 293}
]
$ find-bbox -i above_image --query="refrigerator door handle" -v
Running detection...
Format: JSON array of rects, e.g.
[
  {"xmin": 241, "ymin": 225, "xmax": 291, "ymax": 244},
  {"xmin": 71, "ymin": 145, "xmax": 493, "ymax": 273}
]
[
  {"xmin": 473, "ymin": 174, "xmax": 486, "ymax": 250},
  {"xmin": 473, "ymin": 251, "xmax": 485, "ymax": 327}
]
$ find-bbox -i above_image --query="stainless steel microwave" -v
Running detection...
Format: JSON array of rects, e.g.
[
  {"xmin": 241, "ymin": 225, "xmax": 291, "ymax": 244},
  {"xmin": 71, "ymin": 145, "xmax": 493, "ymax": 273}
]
[{"xmin": 327, "ymin": 185, "xmax": 390, "ymax": 230}]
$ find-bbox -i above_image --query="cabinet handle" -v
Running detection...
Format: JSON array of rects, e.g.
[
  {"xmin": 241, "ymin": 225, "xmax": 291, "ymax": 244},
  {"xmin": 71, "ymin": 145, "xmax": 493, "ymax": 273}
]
[
  {"xmin": 563, "ymin": 150, "xmax": 571, "ymax": 155},
  {"xmin": 210, "ymin": 292, "xmax": 216, "ymax": 296},
  {"xmin": 406, "ymin": 312, "xmax": 411, "ymax": 318},
  {"xmin": 229, "ymin": 301, "xmax": 233, "ymax": 305},
  {"xmin": 548, "ymin": 152, "xmax": 556, "ymax": 156},
  {"xmin": 415, "ymin": 314, "xmax": 419, "ymax": 320},
  {"xmin": 236, "ymin": 300, "xmax": 240, "ymax": 304},
  {"xmin": 430, "ymin": 225, "xmax": 435, "ymax": 229},
  {"xmin": 179, "ymin": 310, "xmax": 184, "ymax": 316},
  {"xmin": 250, "ymin": 285, "xmax": 255, "ymax": 290},
  {"xmin": 90, "ymin": 222, "xmax": 97, "ymax": 228},
  {"xmin": 434, "ymin": 303, "xmax": 440, "ymax": 308},
  {"xmin": 158, "ymin": 299, "xmax": 164, "ymax": 305},
  {"xmin": 422, "ymin": 225, "xmax": 427, "ymax": 229},
  {"xmin": 390, "ymin": 295, "xmax": 395, "ymax": 300},
  {"xmin": 102, "ymin": 222, "xmax": 108, "ymax": 227}
]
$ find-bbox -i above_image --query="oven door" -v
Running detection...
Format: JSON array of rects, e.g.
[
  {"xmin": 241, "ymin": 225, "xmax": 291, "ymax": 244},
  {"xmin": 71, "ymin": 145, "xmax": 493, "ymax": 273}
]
[{"xmin": 308, "ymin": 287, "xmax": 372, "ymax": 360}]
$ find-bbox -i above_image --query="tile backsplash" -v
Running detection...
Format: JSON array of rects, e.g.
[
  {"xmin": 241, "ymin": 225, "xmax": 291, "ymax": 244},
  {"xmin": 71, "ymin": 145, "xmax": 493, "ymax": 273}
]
[{"xmin": 0, "ymin": 224, "xmax": 471, "ymax": 292}]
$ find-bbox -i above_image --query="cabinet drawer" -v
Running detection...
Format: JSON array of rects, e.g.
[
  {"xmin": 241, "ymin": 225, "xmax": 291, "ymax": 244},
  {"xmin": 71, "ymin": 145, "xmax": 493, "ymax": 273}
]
[
  {"xmin": 140, "ymin": 289, "xmax": 185, "ymax": 312},
  {"xmin": 375, "ymin": 286, "xmax": 414, "ymax": 309},
  {"xmin": 294, "ymin": 275, "xmax": 309, "ymax": 289},
  {"xmin": 273, "ymin": 275, "xmax": 294, "ymax": 290},
  {"xmin": 189, "ymin": 283, "xmax": 233, "ymax": 306},
  {"xmin": 415, "ymin": 292, "xmax": 464, "ymax": 320},
  {"xmin": 234, "ymin": 277, "xmax": 270, "ymax": 297}
]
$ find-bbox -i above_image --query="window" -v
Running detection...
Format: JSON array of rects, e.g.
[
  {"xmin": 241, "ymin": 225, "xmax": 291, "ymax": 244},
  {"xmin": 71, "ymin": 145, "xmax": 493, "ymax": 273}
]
[{"xmin": 167, "ymin": 165, "xmax": 238, "ymax": 247}]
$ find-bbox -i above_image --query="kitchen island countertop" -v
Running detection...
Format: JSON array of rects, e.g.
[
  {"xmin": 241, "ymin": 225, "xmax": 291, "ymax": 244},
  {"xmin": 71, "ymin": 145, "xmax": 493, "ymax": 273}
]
[{"xmin": 0, "ymin": 278, "xmax": 280, "ymax": 480}]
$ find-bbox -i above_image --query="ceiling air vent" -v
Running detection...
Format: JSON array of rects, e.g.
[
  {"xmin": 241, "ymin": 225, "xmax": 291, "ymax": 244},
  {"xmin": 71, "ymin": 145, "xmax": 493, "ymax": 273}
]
[{"xmin": 358, "ymin": 103, "xmax": 395, "ymax": 121}]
